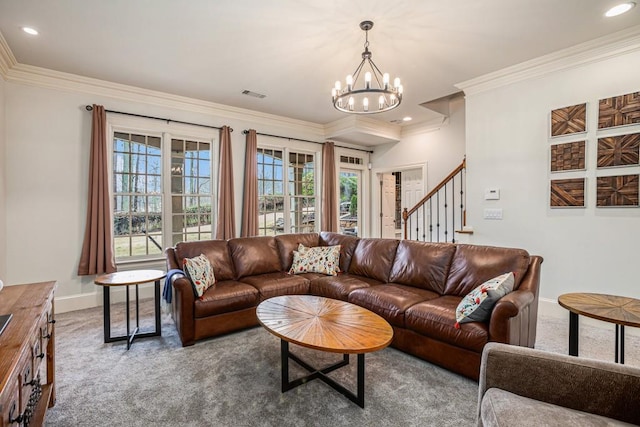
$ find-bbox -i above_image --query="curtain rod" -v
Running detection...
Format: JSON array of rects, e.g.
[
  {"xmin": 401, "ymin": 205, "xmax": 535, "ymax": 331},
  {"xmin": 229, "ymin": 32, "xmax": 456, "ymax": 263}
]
[
  {"xmin": 85, "ymin": 105, "xmax": 232, "ymax": 132},
  {"xmin": 242, "ymin": 130, "xmax": 373, "ymax": 154}
]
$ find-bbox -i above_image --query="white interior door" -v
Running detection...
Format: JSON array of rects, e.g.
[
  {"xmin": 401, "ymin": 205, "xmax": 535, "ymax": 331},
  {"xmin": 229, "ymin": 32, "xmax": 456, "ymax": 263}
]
[
  {"xmin": 401, "ymin": 168, "xmax": 425, "ymax": 239},
  {"xmin": 381, "ymin": 173, "xmax": 396, "ymax": 238}
]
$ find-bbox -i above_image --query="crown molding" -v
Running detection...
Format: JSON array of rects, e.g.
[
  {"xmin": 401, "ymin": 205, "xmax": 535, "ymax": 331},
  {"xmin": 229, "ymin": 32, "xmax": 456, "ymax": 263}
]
[
  {"xmin": 0, "ymin": 31, "xmax": 17, "ymax": 79},
  {"xmin": 4, "ymin": 62, "xmax": 326, "ymax": 137},
  {"xmin": 400, "ymin": 116, "xmax": 448, "ymax": 138},
  {"xmin": 456, "ymin": 25, "xmax": 640, "ymax": 96}
]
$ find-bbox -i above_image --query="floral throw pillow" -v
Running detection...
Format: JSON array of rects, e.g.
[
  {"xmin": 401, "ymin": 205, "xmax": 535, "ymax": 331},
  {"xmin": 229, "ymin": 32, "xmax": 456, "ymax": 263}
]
[
  {"xmin": 289, "ymin": 244, "xmax": 341, "ymax": 276},
  {"xmin": 183, "ymin": 254, "xmax": 216, "ymax": 298},
  {"xmin": 454, "ymin": 272, "xmax": 515, "ymax": 328}
]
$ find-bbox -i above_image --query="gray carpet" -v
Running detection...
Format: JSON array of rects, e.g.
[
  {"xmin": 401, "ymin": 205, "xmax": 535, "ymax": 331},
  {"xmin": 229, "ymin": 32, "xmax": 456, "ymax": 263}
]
[{"xmin": 44, "ymin": 300, "xmax": 640, "ymax": 427}]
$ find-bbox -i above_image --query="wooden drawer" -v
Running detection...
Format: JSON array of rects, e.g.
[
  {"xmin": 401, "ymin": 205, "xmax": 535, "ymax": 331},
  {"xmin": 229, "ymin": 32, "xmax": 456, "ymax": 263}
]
[{"xmin": 0, "ymin": 378, "xmax": 20, "ymax": 427}]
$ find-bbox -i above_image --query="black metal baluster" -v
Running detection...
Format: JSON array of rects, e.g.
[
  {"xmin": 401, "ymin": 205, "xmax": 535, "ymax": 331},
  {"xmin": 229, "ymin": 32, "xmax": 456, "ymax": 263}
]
[
  {"xmin": 452, "ymin": 178, "xmax": 456, "ymax": 243},
  {"xmin": 436, "ymin": 192, "xmax": 440, "ymax": 243},
  {"xmin": 429, "ymin": 198, "xmax": 433, "ymax": 242},
  {"xmin": 444, "ymin": 185, "xmax": 448, "ymax": 243},
  {"xmin": 422, "ymin": 204, "xmax": 426, "ymax": 241},
  {"xmin": 460, "ymin": 168, "xmax": 465, "ymax": 230}
]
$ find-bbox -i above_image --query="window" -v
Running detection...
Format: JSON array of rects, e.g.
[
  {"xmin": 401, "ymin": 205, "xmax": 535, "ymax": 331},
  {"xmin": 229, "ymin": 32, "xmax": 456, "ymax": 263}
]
[
  {"xmin": 170, "ymin": 138, "xmax": 212, "ymax": 245},
  {"xmin": 257, "ymin": 147, "xmax": 316, "ymax": 235},
  {"xmin": 339, "ymin": 170, "xmax": 361, "ymax": 236},
  {"xmin": 113, "ymin": 132, "xmax": 163, "ymax": 258},
  {"xmin": 112, "ymin": 128, "xmax": 216, "ymax": 261}
]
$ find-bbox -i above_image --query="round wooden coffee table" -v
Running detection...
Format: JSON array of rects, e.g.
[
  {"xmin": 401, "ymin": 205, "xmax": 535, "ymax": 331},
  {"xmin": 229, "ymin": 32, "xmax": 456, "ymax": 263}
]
[
  {"xmin": 558, "ymin": 292, "xmax": 640, "ymax": 364},
  {"xmin": 256, "ymin": 295, "xmax": 393, "ymax": 408},
  {"xmin": 95, "ymin": 269, "xmax": 166, "ymax": 350}
]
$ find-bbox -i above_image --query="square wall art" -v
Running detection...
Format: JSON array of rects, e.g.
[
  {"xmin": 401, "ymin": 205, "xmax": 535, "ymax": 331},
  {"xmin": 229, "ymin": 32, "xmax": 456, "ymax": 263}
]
[
  {"xmin": 550, "ymin": 141, "xmax": 586, "ymax": 172},
  {"xmin": 550, "ymin": 103, "xmax": 586, "ymax": 137},
  {"xmin": 550, "ymin": 178, "xmax": 585, "ymax": 208},
  {"xmin": 597, "ymin": 133, "xmax": 640, "ymax": 168},
  {"xmin": 599, "ymin": 92, "xmax": 640, "ymax": 129},
  {"xmin": 596, "ymin": 175, "xmax": 639, "ymax": 207}
]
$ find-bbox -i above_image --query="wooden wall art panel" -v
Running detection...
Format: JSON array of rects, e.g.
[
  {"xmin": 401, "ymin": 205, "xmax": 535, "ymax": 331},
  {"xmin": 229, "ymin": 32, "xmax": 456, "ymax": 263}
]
[
  {"xmin": 599, "ymin": 92, "xmax": 640, "ymax": 129},
  {"xmin": 550, "ymin": 178, "xmax": 585, "ymax": 208},
  {"xmin": 551, "ymin": 103, "xmax": 587, "ymax": 136},
  {"xmin": 550, "ymin": 141, "xmax": 586, "ymax": 172},
  {"xmin": 596, "ymin": 175, "xmax": 639, "ymax": 207},
  {"xmin": 597, "ymin": 133, "xmax": 640, "ymax": 168}
]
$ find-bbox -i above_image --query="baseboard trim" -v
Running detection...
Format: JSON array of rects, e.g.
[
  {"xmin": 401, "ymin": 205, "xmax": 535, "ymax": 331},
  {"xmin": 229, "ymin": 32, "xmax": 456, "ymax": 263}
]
[{"xmin": 55, "ymin": 283, "xmax": 157, "ymax": 314}]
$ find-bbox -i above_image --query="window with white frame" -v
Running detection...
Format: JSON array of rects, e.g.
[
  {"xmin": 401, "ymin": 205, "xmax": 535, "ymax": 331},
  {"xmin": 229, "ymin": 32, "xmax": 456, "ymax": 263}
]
[
  {"xmin": 338, "ymin": 152, "xmax": 366, "ymax": 237},
  {"xmin": 257, "ymin": 147, "xmax": 316, "ymax": 235},
  {"xmin": 112, "ymin": 128, "xmax": 216, "ymax": 261}
]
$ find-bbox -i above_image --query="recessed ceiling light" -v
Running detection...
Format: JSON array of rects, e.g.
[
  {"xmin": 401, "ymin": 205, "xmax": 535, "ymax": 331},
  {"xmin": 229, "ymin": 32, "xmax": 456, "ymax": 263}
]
[
  {"xmin": 605, "ymin": 2, "xmax": 636, "ymax": 17},
  {"xmin": 22, "ymin": 27, "xmax": 39, "ymax": 35},
  {"xmin": 403, "ymin": 116, "xmax": 412, "ymax": 122}
]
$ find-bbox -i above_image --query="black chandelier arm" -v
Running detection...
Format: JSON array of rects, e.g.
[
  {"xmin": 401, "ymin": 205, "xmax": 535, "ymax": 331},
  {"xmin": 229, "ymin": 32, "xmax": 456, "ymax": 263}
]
[{"xmin": 351, "ymin": 58, "xmax": 367, "ymax": 86}]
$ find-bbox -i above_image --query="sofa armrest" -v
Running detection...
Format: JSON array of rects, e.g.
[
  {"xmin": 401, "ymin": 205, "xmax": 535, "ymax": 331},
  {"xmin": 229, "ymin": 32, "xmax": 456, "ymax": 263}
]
[
  {"xmin": 478, "ymin": 343, "xmax": 640, "ymax": 425},
  {"xmin": 172, "ymin": 275, "xmax": 196, "ymax": 346},
  {"xmin": 488, "ymin": 256, "xmax": 542, "ymax": 345}
]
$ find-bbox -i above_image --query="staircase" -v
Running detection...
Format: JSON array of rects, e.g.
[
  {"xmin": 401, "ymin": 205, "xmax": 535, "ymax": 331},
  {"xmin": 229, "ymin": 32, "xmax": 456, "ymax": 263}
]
[{"xmin": 402, "ymin": 159, "xmax": 466, "ymax": 243}]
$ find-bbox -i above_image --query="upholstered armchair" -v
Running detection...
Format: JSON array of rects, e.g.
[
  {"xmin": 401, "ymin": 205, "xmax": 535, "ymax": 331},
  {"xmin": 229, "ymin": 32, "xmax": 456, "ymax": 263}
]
[{"xmin": 478, "ymin": 342, "xmax": 640, "ymax": 426}]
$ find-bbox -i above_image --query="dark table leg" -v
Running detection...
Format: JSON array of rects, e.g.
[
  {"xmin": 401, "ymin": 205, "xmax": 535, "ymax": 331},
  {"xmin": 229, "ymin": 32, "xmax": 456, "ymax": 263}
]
[
  {"xmin": 103, "ymin": 286, "xmax": 111, "ymax": 344},
  {"xmin": 615, "ymin": 324, "xmax": 625, "ymax": 364},
  {"xmin": 279, "ymin": 339, "xmax": 366, "ymax": 408},
  {"xmin": 126, "ymin": 285, "xmax": 132, "ymax": 350},
  {"xmin": 568, "ymin": 311, "xmax": 579, "ymax": 357},
  {"xmin": 154, "ymin": 279, "xmax": 161, "ymax": 336}
]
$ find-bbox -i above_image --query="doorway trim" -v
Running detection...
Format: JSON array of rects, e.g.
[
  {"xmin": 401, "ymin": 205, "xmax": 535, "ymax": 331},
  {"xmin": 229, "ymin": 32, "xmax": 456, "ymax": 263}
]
[{"xmin": 371, "ymin": 162, "xmax": 427, "ymax": 238}]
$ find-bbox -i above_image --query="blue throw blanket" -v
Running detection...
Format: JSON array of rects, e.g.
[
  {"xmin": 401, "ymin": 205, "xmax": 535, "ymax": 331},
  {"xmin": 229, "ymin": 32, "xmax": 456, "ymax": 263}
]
[{"xmin": 163, "ymin": 268, "xmax": 186, "ymax": 304}]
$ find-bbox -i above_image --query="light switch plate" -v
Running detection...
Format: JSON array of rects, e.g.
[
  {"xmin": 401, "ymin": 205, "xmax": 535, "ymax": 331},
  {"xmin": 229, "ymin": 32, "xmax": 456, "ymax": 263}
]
[{"xmin": 483, "ymin": 208, "xmax": 503, "ymax": 220}]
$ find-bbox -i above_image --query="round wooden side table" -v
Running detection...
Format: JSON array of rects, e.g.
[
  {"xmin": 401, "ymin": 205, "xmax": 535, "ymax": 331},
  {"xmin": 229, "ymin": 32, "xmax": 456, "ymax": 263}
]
[
  {"xmin": 94, "ymin": 269, "xmax": 166, "ymax": 350},
  {"xmin": 558, "ymin": 292, "xmax": 640, "ymax": 364}
]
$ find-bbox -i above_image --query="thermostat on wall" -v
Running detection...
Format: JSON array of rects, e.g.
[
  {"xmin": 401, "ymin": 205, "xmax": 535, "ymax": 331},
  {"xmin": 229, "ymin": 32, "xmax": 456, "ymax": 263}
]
[{"xmin": 484, "ymin": 188, "xmax": 500, "ymax": 200}]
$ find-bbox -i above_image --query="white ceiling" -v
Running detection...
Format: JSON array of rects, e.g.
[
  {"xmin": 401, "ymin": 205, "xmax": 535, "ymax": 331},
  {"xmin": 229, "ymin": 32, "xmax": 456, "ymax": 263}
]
[{"xmin": 0, "ymin": 0, "xmax": 638, "ymax": 127}]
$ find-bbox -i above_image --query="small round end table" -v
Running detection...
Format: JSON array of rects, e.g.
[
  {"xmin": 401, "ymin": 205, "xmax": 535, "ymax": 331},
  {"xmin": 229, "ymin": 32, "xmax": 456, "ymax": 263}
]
[{"xmin": 94, "ymin": 269, "xmax": 166, "ymax": 350}]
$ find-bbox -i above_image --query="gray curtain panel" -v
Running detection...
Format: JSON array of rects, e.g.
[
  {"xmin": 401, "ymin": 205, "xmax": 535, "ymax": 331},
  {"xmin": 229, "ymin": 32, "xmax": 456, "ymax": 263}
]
[
  {"xmin": 78, "ymin": 104, "xmax": 116, "ymax": 275},
  {"xmin": 216, "ymin": 125, "xmax": 236, "ymax": 239}
]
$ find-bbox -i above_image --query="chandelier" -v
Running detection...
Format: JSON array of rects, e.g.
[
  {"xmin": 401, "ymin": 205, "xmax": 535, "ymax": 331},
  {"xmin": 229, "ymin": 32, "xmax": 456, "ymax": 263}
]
[{"xmin": 332, "ymin": 21, "xmax": 403, "ymax": 114}]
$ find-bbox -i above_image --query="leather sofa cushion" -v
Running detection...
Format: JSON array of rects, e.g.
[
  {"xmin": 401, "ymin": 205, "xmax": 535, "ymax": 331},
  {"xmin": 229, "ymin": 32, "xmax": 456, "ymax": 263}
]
[
  {"xmin": 444, "ymin": 244, "xmax": 530, "ymax": 296},
  {"xmin": 174, "ymin": 239, "xmax": 236, "ymax": 281},
  {"xmin": 228, "ymin": 236, "xmax": 281, "ymax": 278},
  {"xmin": 405, "ymin": 296, "xmax": 489, "ymax": 352},
  {"xmin": 194, "ymin": 280, "xmax": 259, "ymax": 318},
  {"xmin": 348, "ymin": 238, "xmax": 399, "ymax": 283},
  {"xmin": 349, "ymin": 284, "xmax": 438, "ymax": 327},
  {"xmin": 319, "ymin": 231, "xmax": 359, "ymax": 273},
  {"xmin": 388, "ymin": 240, "xmax": 456, "ymax": 294},
  {"xmin": 309, "ymin": 274, "xmax": 383, "ymax": 301},
  {"xmin": 240, "ymin": 272, "xmax": 310, "ymax": 301},
  {"xmin": 275, "ymin": 233, "xmax": 319, "ymax": 271}
]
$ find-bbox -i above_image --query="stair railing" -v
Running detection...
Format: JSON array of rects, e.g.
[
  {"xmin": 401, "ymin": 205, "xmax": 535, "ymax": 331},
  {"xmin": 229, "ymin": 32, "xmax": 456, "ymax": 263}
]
[{"xmin": 402, "ymin": 159, "xmax": 466, "ymax": 243}]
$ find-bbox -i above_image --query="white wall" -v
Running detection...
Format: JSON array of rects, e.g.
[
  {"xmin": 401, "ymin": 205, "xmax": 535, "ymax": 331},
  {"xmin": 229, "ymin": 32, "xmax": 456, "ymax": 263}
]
[
  {"xmin": 0, "ymin": 75, "xmax": 5, "ymax": 279},
  {"xmin": 3, "ymin": 80, "xmax": 326, "ymax": 310},
  {"xmin": 369, "ymin": 95, "xmax": 466, "ymax": 236},
  {"xmin": 464, "ymin": 47, "xmax": 640, "ymax": 303}
]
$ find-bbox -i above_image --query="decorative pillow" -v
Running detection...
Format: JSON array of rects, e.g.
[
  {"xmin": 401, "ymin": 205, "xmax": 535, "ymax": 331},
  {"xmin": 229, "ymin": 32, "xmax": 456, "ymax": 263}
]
[
  {"xmin": 454, "ymin": 272, "xmax": 515, "ymax": 328},
  {"xmin": 289, "ymin": 244, "xmax": 341, "ymax": 276},
  {"xmin": 183, "ymin": 254, "xmax": 216, "ymax": 298}
]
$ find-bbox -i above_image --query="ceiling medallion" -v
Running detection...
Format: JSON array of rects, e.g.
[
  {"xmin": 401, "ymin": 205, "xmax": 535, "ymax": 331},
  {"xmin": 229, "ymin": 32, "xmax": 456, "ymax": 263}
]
[{"xmin": 332, "ymin": 21, "xmax": 403, "ymax": 114}]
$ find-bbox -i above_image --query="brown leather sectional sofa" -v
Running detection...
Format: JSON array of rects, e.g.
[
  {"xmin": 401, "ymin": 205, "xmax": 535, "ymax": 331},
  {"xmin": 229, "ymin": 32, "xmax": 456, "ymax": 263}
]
[{"xmin": 165, "ymin": 232, "xmax": 543, "ymax": 380}]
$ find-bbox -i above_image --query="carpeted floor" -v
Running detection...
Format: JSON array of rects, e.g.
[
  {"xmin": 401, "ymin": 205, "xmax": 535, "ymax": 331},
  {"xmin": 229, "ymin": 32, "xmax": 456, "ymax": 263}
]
[{"xmin": 43, "ymin": 299, "xmax": 640, "ymax": 427}]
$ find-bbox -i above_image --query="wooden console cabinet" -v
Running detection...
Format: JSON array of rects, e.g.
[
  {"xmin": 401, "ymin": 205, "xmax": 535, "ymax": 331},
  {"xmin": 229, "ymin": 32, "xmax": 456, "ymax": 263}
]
[{"xmin": 0, "ymin": 282, "xmax": 56, "ymax": 427}]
